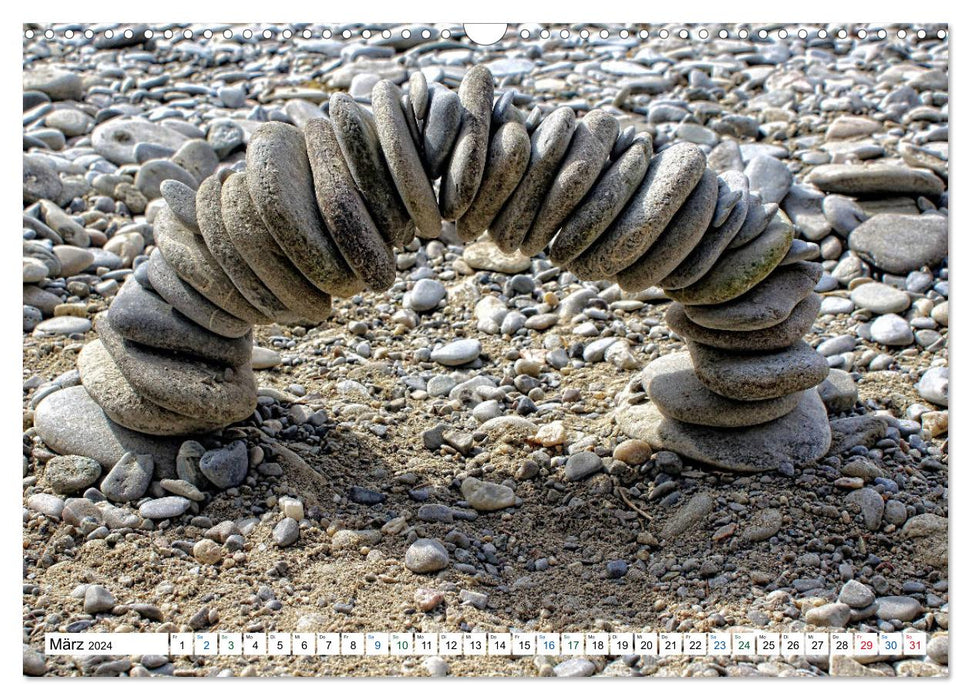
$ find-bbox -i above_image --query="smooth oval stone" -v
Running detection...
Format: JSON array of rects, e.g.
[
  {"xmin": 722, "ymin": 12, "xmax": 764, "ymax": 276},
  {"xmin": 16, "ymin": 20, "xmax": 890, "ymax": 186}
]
[
  {"xmin": 668, "ymin": 211, "xmax": 794, "ymax": 306},
  {"xmin": 372, "ymin": 80, "xmax": 441, "ymax": 238},
  {"xmin": 400, "ymin": 93, "xmax": 423, "ymax": 152},
  {"xmin": 78, "ymin": 340, "xmax": 225, "ymax": 436},
  {"xmin": 689, "ymin": 339, "xmax": 830, "ymax": 401},
  {"xmin": 848, "ymin": 213, "xmax": 948, "ymax": 274},
  {"xmin": 616, "ymin": 168, "xmax": 718, "ymax": 291},
  {"xmin": 135, "ymin": 159, "xmax": 197, "ymax": 201},
  {"xmin": 139, "ymin": 496, "xmax": 191, "ymax": 520},
  {"xmin": 92, "ymin": 117, "xmax": 191, "ymax": 165},
  {"xmin": 440, "ymin": 65, "xmax": 494, "ymax": 221},
  {"xmin": 160, "ymin": 179, "xmax": 200, "ymax": 234},
  {"xmin": 106, "ymin": 276, "xmax": 252, "ymax": 366},
  {"xmin": 570, "ymin": 142, "xmax": 707, "ymax": 279},
  {"xmin": 246, "ymin": 122, "xmax": 361, "ymax": 296},
  {"xmin": 667, "ymin": 293, "xmax": 821, "ymax": 351},
  {"xmin": 455, "ymin": 121, "xmax": 530, "ymax": 242},
  {"xmin": 521, "ymin": 110, "xmax": 619, "ymax": 256},
  {"xmin": 409, "ymin": 71, "xmax": 429, "ymax": 121},
  {"xmin": 660, "ymin": 191, "xmax": 750, "ymax": 289},
  {"xmin": 154, "ymin": 206, "xmax": 271, "ymax": 325},
  {"xmin": 644, "ymin": 353, "xmax": 802, "ymax": 427},
  {"xmin": 33, "ymin": 316, "xmax": 92, "ymax": 337},
  {"xmin": 422, "ymin": 84, "xmax": 462, "ymax": 180},
  {"xmin": 52, "ymin": 245, "xmax": 94, "ymax": 276},
  {"xmin": 683, "ymin": 262, "xmax": 823, "ymax": 331},
  {"xmin": 806, "ymin": 163, "xmax": 945, "ymax": 197},
  {"xmin": 97, "ymin": 315, "xmax": 257, "ymax": 422},
  {"xmin": 490, "ymin": 106, "xmax": 577, "ymax": 253},
  {"xmin": 850, "ymin": 282, "xmax": 912, "ymax": 314},
  {"xmin": 34, "ymin": 386, "xmax": 181, "ymax": 475},
  {"xmin": 727, "ymin": 193, "xmax": 779, "ymax": 249},
  {"xmin": 304, "ymin": 118, "xmax": 395, "ymax": 291},
  {"xmin": 549, "ymin": 138, "xmax": 651, "ymax": 266},
  {"xmin": 195, "ymin": 177, "xmax": 299, "ymax": 322},
  {"xmin": 220, "ymin": 173, "xmax": 333, "ymax": 323},
  {"xmin": 616, "ymin": 389, "xmax": 830, "ymax": 473},
  {"xmin": 172, "ymin": 139, "xmax": 220, "ymax": 183},
  {"xmin": 330, "ymin": 93, "xmax": 413, "ymax": 248},
  {"xmin": 146, "ymin": 249, "xmax": 251, "ymax": 339}
]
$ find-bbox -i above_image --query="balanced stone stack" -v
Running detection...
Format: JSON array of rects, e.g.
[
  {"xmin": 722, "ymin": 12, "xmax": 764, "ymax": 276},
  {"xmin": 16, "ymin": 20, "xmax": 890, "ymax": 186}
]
[{"xmin": 71, "ymin": 64, "xmax": 831, "ymax": 471}]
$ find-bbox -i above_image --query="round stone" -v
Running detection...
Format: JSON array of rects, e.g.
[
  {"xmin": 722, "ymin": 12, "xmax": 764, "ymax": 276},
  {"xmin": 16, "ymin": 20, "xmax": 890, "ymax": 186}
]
[
  {"xmin": 199, "ymin": 440, "xmax": 249, "ymax": 489},
  {"xmin": 330, "ymin": 93, "xmax": 413, "ymax": 247},
  {"xmin": 850, "ymin": 282, "xmax": 912, "ymax": 314},
  {"xmin": 549, "ymin": 137, "xmax": 651, "ymax": 266},
  {"xmin": 570, "ymin": 142, "xmax": 707, "ymax": 278},
  {"xmin": 564, "ymin": 451, "xmax": 604, "ymax": 481},
  {"xmin": 246, "ymin": 122, "xmax": 362, "ymax": 296},
  {"xmin": 490, "ymin": 106, "xmax": 577, "ymax": 253},
  {"xmin": 372, "ymin": 80, "xmax": 441, "ymax": 238},
  {"xmin": 100, "ymin": 451, "xmax": 154, "ymax": 503},
  {"xmin": 616, "ymin": 168, "xmax": 718, "ymax": 291},
  {"xmin": 405, "ymin": 538, "xmax": 449, "ymax": 573},
  {"xmin": 91, "ymin": 118, "xmax": 191, "ymax": 165},
  {"xmin": 440, "ymin": 65, "xmax": 494, "ymax": 221},
  {"xmin": 848, "ymin": 213, "xmax": 948, "ymax": 274},
  {"xmin": 460, "ymin": 477, "xmax": 516, "ymax": 511},
  {"xmin": 456, "ymin": 121, "xmax": 530, "ymax": 242},
  {"xmin": 521, "ymin": 110, "xmax": 619, "ymax": 255},
  {"xmin": 273, "ymin": 518, "xmax": 300, "ymax": 547},
  {"xmin": 44, "ymin": 455, "xmax": 102, "ymax": 494},
  {"xmin": 744, "ymin": 154, "xmax": 793, "ymax": 204},
  {"xmin": 688, "ymin": 339, "xmax": 830, "ymax": 401},
  {"xmin": 430, "ymin": 339, "xmax": 481, "ymax": 366},
  {"xmin": 135, "ymin": 159, "xmax": 197, "ymax": 201},
  {"xmin": 667, "ymin": 211, "xmax": 794, "ymax": 306},
  {"xmin": 303, "ymin": 118, "xmax": 395, "ymax": 290},
  {"xmin": 869, "ymin": 313, "xmax": 914, "ymax": 346},
  {"xmin": 52, "ymin": 245, "xmax": 94, "ymax": 276},
  {"xmin": 917, "ymin": 366, "xmax": 948, "ymax": 407},
  {"xmin": 405, "ymin": 278, "xmax": 446, "ymax": 312},
  {"xmin": 643, "ymin": 353, "xmax": 802, "ymax": 428}
]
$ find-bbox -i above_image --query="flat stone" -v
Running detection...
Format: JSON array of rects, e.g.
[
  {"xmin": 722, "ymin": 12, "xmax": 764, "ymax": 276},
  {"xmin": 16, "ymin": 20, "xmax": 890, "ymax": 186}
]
[
  {"xmin": 160, "ymin": 180, "xmax": 200, "ymax": 234},
  {"xmin": 246, "ymin": 122, "xmax": 361, "ymax": 296},
  {"xmin": 806, "ymin": 602, "xmax": 852, "ymax": 628},
  {"xmin": 106, "ymin": 276, "xmax": 252, "ymax": 366},
  {"xmin": 372, "ymin": 80, "xmax": 441, "ymax": 238},
  {"xmin": 781, "ymin": 184, "xmax": 830, "ymax": 241},
  {"xmin": 219, "ymin": 173, "xmax": 332, "ymax": 323},
  {"xmin": 154, "ymin": 206, "xmax": 271, "ymax": 325},
  {"xmin": 806, "ymin": 163, "xmax": 945, "ymax": 197},
  {"xmin": 460, "ymin": 477, "xmax": 516, "ymax": 511},
  {"xmin": 33, "ymin": 316, "xmax": 91, "ymax": 337},
  {"xmin": 658, "ymin": 184, "xmax": 751, "ymax": 289},
  {"xmin": 304, "ymin": 118, "xmax": 395, "ymax": 290},
  {"xmin": 710, "ymin": 170, "xmax": 749, "ymax": 228},
  {"xmin": 727, "ymin": 194, "xmax": 779, "ymax": 250},
  {"xmin": 422, "ymin": 83, "xmax": 463, "ymax": 181},
  {"xmin": 463, "ymin": 239, "xmax": 531, "ymax": 273},
  {"xmin": 661, "ymin": 492, "xmax": 713, "ymax": 539},
  {"xmin": 616, "ymin": 168, "xmax": 718, "ymax": 291},
  {"xmin": 741, "ymin": 508, "xmax": 784, "ymax": 542},
  {"xmin": 839, "ymin": 580, "xmax": 876, "ymax": 608},
  {"xmin": 430, "ymin": 339, "xmax": 481, "ymax": 366},
  {"xmin": 667, "ymin": 211, "xmax": 793, "ymax": 305},
  {"xmin": 744, "ymin": 155, "xmax": 792, "ymax": 204},
  {"xmin": 643, "ymin": 353, "xmax": 802, "ymax": 427},
  {"xmin": 33, "ymin": 386, "xmax": 181, "ymax": 476},
  {"xmin": 171, "ymin": 139, "xmax": 220, "ymax": 183},
  {"xmin": 23, "ymin": 66, "xmax": 83, "ymax": 100},
  {"xmin": 817, "ymin": 368, "xmax": 858, "ymax": 413},
  {"xmin": 682, "ymin": 262, "xmax": 822, "ymax": 331},
  {"xmin": 689, "ymin": 339, "xmax": 829, "ymax": 401},
  {"xmin": 53, "ymin": 246, "xmax": 95, "ymax": 276},
  {"xmin": 875, "ymin": 596, "xmax": 923, "ymax": 622},
  {"xmin": 195, "ymin": 176, "xmax": 300, "ymax": 323},
  {"xmin": 491, "ymin": 106, "xmax": 577, "ymax": 253},
  {"xmin": 571, "ymin": 142, "xmax": 707, "ymax": 278},
  {"xmin": 666, "ymin": 294, "xmax": 820, "ymax": 351},
  {"xmin": 549, "ymin": 137, "xmax": 651, "ymax": 266},
  {"xmin": 135, "ymin": 159, "xmax": 197, "ymax": 201},
  {"xmin": 846, "ymin": 487, "xmax": 885, "ymax": 531},
  {"xmin": 140, "ymin": 496, "xmax": 191, "ymax": 520},
  {"xmin": 848, "ymin": 213, "xmax": 948, "ymax": 274},
  {"xmin": 78, "ymin": 339, "xmax": 228, "ymax": 436},
  {"xmin": 456, "ymin": 122, "xmax": 531, "ymax": 242},
  {"xmin": 146, "ymin": 249, "xmax": 252, "ymax": 339},
  {"xmin": 440, "ymin": 65, "xmax": 494, "ymax": 221},
  {"xmin": 92, "ymin": 117, "xmax": 191, "ymax": 165},
  {"xmin": 616, "ymin": 389, "xmax": 831, "ymax": 473},
  {"xmin": 83, "ymin": 584, "xmax": 116, "ymax": 614},
  {"xmin": 564, "ymin": 451, "xmax": 603, "ymax": 481},
  {"xmin": 272, "ymin": 518, "xmax": 300, "ymax": 547},
  {"xmin": 522, "ymin": 110, "xmax": 619, "ymax": 255},
  {"xmin": 330, "ymin": 93, "xmax": 413, "ymax": 247},
  {"xmin": 100, "ymin": 451, "xmax": 154, "ymax": 502},
  {"xmin": 97, "ymin": 315, "xmax": 257, "ymax": 425},
  {"xmin": 44, "ymin": 455, "xmax": 102, "ymax": 494}
]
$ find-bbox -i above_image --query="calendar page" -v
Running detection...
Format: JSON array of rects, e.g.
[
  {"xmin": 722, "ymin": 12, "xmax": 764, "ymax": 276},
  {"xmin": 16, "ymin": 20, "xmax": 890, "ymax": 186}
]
[{"xmin": 20, "ymin": 3, "xmax": 950, "ymax": 683}]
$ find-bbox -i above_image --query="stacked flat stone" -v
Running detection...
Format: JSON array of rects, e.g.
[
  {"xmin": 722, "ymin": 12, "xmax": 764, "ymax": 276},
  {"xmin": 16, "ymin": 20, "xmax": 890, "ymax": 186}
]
[{"xmin": 74, "ymin": 64, "xmax": 831, "ymax": 469}]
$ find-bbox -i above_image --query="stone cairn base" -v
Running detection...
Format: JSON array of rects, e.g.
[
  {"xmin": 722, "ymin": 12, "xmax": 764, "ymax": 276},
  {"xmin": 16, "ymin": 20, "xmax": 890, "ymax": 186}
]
[{"xmin": 68, "ymin": 64, "xmax": 831, "ymax": 471}]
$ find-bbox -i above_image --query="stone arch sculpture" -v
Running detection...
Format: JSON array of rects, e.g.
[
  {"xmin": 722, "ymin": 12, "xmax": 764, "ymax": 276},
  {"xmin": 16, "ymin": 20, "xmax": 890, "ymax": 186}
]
[{"xmin": 72, "ymin": 64, "xmax": 832, "ymax": 472}]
